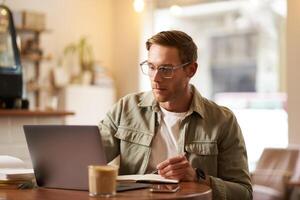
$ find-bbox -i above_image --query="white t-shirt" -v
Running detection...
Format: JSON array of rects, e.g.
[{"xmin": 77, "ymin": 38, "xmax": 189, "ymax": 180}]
[{"xmin": 146, "ymin": 106, "xmax": 187, "ymax": 173}]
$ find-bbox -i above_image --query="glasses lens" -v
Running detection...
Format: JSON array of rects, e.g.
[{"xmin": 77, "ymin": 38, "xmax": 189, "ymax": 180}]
[
  {"xmin": 140, "ymin": 62, "xmax": 173, "ymax": 78},
  {"xmin": 141, "ymin": 62, "xmax": 150, "ymax": 75},
  {"xmin": 159, "ymin": 67, "xmax": 173, "ymax": 78}
]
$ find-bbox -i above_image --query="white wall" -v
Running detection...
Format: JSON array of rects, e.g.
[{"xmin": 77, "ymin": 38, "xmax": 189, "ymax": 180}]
[
  {"xmin": 111, "ymin": 0, "xmax": 142, "ymax": 98},
  {"xmin": 287, "ymin": 0, "xmax": 300, "ymax": 144},
  {"xmin": 6, "ymin": 0, "xmax": 114, "ymax": 73},
  {"xmin": 0, "ymin": 116, "xmax": 65, "ymax": 167}
]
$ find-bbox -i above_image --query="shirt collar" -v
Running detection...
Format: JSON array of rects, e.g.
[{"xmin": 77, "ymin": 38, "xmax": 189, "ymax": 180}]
[
  {"xmin": 188, "ymin": 85, "xmax": 205, "ymax": 118},
  {"xmin": 138, "ymin": 91, "xmax": 160, "ymax": 112},
  {"xmin": 138, "ymin": 85, "xmax": 205, "ymax": 118}
]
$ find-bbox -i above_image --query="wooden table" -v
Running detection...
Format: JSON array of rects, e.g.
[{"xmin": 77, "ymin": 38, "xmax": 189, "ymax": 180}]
[{"xmin": 0, "ymin": 182, "xmax": 212, "ymax": 200}]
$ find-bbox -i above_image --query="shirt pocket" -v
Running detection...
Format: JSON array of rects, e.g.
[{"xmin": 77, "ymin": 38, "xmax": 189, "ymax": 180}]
[
  {"xmin": 114, "ymin": 127, "xmax": 153, "ymax": 174},
  {"xmin": 185, "ymin": 141, "xmax": 218, "ymax": 156},
  {"xmin": 114, "ymin": 127, "xmax": 153, "ymax": 147},
  {"xmin": 185, "ymin": 142, "xmax": 218, "ymax": 175}
]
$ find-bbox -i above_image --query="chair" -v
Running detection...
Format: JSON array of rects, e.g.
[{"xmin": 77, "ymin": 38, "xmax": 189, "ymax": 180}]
[
  {"xmin": 252, "ymin": 148, "xmax": 300, "ymax": 200},
  {"xmin": 288, "ymin": 147, "xmax": 300, "ymax": 200}
]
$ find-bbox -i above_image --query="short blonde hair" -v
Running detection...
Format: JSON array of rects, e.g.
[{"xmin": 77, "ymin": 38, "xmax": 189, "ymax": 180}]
[{"xmin": 146, "ymin": 30, "xmax": 198, "ymax": 63}]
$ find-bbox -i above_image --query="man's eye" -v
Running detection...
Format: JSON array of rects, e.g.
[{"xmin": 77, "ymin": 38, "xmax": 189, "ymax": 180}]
[
  {"xmin": 159, "ymin": 67, "xmax": 172, "ymax": 73},
  {"xmin": 148, "ymin": 65, "xmax": 156, "ymax": 71}
]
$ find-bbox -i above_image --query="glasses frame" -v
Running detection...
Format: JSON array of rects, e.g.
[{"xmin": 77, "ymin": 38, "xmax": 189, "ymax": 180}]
[{"xmin": 140, "ymin": 60, "xmax": 191, "ymax": 79}]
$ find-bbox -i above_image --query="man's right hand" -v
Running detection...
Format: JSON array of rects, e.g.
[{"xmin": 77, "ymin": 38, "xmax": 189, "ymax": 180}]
[{"xmin": 156, "ymin": 154, "xmax": 197, "ymax": 182}]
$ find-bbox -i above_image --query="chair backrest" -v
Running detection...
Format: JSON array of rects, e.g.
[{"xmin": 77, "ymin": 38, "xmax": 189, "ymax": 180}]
[
  {"xmin": 252, "ymin": 148, "xmax": 300, "ymax": 194},
  {"xmin": 289, "ymin": 146, "xmax": 300, "ymax": 183}
]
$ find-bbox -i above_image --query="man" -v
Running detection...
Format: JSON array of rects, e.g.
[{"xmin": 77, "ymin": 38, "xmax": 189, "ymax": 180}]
[{"xmin": 99, "ymin": 30, "xmax": 252, "ymax": 199}]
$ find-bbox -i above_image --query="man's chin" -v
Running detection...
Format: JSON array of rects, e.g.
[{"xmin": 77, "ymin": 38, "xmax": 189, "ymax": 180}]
[
  {"xmin": 152, "ymin": 90, "xmax": 170, "ymax": 102},
  {"xmin": 153, "ymin": 94, "xmax": 168, "ymax": 103}
]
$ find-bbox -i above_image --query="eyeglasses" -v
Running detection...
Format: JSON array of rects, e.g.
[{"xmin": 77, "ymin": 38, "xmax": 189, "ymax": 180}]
[{"xmin": 140, "ymin": 61, "xmax": 190, "ymax": 79}]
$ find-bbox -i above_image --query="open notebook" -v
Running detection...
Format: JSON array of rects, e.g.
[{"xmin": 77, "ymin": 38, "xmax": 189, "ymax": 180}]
[{"xmin": 117, "ymin": 174, "xmax": 179, "ymax": 184}]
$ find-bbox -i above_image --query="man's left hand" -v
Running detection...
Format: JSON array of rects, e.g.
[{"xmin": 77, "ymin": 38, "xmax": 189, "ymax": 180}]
[{"xmin": 156, "ymin": 154, "xmax": 197, "ymax": 181}]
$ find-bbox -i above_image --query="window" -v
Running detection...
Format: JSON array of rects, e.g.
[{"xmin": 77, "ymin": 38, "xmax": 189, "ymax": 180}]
[{"xmin": 141, "ymin": 0, "xmax": 287, "ymax": 170}]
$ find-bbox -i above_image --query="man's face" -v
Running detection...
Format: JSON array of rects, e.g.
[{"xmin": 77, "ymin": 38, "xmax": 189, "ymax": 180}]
[{"xmin": 147, "ymin": 44, "xmax": 191, "ymax": 103}]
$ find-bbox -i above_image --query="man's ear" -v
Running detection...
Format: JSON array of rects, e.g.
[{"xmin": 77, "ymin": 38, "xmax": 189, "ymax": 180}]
[{"xmin": 186, "ymin": 62, "xmax": 198, "ymax": 78}]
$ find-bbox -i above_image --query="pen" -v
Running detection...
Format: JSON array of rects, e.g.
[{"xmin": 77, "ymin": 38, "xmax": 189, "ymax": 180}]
[
  {"xmin": 151, "ymin": 153, "xmax": 189, "ymax": 175},
  {"xmin": 183, "ymin": 152, "xmax": 189, "ymax": 160}
]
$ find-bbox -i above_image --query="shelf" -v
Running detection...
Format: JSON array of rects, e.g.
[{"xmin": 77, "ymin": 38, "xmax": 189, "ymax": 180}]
[
  {"xmin": 15, "ymin": 26, "xmax": 51, "ymax": 109},
  {"xmin": 21, "ymin": 54, "xmax": 52, "ymax": 62},
  {"xmin": 16, "ymin": 27, "xmax": 50, "ymax": 33},
  {"xmin": 0, "ymin": 109, "xmax": 75, "ymax": 117}
]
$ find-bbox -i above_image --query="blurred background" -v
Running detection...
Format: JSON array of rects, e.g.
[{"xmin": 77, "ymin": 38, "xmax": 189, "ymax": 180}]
[{"xmin": 1, "ymin": 0, "xmax": 300, "ymax": 174}]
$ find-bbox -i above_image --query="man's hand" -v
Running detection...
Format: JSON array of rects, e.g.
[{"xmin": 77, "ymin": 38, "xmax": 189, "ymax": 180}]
[{"xmin": 156, "ymin": 154, "xmax": 197, "ymax": 181}]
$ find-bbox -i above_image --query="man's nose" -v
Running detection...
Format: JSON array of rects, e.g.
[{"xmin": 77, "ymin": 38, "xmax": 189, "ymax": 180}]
[{"xmin": 151, "ymin": 69, "xmax": 163, "ymax": 82}]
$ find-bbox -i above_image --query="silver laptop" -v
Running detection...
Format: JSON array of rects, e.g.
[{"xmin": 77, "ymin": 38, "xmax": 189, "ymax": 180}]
[{"xmin": 23, "ymin": 125, "xmax": 107, "ymax": 190}]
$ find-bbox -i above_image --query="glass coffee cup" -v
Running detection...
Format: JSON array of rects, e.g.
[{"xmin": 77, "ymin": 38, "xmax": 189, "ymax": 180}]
[{"xmin": 88, "ymin": 165, "xmax": 118, "ymax": 197}]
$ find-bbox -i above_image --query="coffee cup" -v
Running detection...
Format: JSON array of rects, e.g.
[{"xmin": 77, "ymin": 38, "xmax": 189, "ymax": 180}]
[{"xmin": 88, "ymin": 165, "xmax": 118, "ymax": 197}]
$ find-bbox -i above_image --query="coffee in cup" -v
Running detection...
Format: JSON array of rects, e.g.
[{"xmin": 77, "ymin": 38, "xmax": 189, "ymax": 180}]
[{"xmin": 88, "ymin": 165, "xmax": 118, "ymax": 197}]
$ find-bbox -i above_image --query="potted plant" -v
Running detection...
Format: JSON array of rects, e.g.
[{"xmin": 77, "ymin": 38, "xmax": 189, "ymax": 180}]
[{"xmin": 62, "ymin": 37, "xmax": 95, "ymax": 84}]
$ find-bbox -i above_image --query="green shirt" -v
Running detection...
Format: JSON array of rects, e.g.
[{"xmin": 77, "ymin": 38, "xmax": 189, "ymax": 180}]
[{"xmin": 99, "ymin": 85, "xmax": 252, "ymax": 200}]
